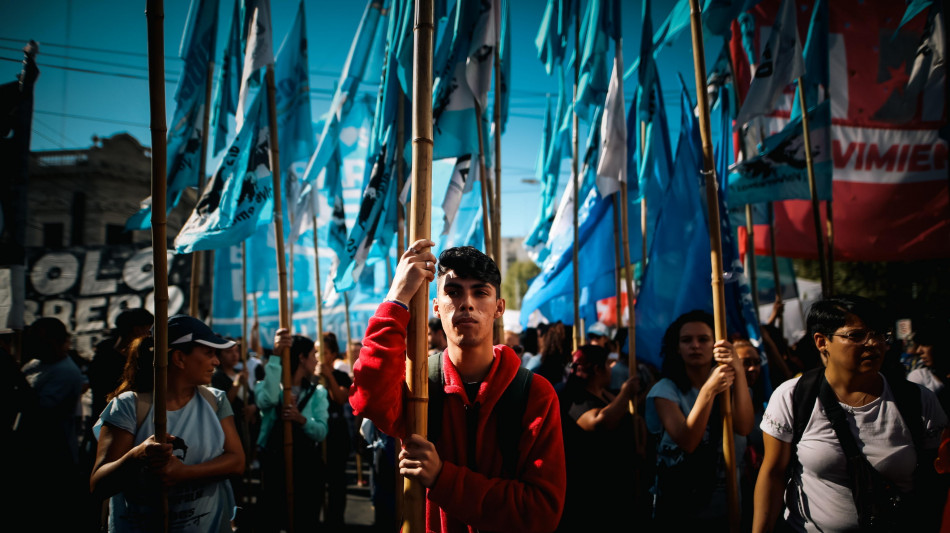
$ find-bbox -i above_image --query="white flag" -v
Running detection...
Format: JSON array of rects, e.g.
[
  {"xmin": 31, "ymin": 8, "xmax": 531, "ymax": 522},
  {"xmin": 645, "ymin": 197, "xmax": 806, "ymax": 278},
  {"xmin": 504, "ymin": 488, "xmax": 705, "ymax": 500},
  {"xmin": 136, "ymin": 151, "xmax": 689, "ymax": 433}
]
[
  {"xmin": 441, "ymin": 155, "xmax": 476, "ymax": 235},
  {"xmin": 596, "ymin": 53, "xmax": 626, "ymax": 198},
  {"xmin": 237, "ymin": 0, "xmax": 275, "ymax": 128},
  {"xmin": 734, "ymin": 0, "xmax": 803, "ymax": 128}
]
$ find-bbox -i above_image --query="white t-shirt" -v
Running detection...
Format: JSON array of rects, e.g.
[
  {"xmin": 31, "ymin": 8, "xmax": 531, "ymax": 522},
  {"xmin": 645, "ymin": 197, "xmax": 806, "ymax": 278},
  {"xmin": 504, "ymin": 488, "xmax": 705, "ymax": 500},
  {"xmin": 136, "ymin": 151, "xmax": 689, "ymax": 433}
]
[
  {"xmin": 908, "ymin": 367, "xmax": 945, "ymax": 396},
  {"xmin": 761, "ymin": 374, "xmax": 947, "ymax": 532}
]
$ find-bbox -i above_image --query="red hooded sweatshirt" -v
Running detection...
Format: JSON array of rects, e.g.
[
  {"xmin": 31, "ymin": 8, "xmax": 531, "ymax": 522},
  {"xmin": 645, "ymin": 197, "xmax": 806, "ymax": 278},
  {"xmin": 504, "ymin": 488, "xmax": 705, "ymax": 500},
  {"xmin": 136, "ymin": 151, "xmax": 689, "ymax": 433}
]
[{"xmin": 350, "ymin": 302, "xmax": 566, "ymax": 533}]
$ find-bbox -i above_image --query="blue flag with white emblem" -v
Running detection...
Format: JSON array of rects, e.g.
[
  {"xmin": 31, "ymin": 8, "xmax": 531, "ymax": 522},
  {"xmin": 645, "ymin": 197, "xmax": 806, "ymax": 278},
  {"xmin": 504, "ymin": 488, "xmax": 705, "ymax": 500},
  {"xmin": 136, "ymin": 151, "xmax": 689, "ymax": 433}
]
[{"xmin": 174, "ymin": 89, "xmax": 273, "ymax": 253}]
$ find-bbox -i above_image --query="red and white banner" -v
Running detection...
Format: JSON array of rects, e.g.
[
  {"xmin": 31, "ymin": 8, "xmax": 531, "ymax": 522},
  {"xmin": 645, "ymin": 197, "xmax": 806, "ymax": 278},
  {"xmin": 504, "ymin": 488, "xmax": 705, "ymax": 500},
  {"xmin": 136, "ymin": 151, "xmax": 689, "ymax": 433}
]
[{"xmin": 733, "ymin": 0, "xmax": 948, "ymax": 261}]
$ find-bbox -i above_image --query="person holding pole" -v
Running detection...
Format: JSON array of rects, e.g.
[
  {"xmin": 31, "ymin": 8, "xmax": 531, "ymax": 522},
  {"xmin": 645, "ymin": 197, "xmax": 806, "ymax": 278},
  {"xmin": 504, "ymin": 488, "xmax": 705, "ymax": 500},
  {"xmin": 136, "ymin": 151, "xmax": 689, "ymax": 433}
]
[
  {"xmin": 645, "ymin": 310, "xmax": 754, "ymax": 530},
  {"xmin": 256, "ymin": 331, "xmax": 330, "ymax": 533},
  {"xmin": 90, "ymin": 315, "xmax": 245, "ymax": 533},
  {"xmin": 350, "ymin": 242, "xmax": 567, "ymax": 533}
]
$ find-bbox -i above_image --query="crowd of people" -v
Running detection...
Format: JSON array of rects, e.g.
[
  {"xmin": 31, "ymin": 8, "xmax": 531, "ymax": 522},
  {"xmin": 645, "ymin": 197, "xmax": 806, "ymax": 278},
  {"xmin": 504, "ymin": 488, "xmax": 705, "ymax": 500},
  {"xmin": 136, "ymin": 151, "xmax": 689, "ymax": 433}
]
[{"xmin": 4, "ymin": 243, "xmax": 950, "ymax": 532}]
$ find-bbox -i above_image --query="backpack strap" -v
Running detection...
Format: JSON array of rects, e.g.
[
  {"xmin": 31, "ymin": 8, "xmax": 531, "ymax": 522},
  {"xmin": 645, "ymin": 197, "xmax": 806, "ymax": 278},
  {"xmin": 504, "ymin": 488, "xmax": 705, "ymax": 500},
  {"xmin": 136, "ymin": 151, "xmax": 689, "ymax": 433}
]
[
  {"xmin": 496, "ymin": 366, "xmax": 532, "ymax": 477},
  {"xmin": 426, "ymin": 352, "xmax": 533, "ymax": 477},
  {"xmin": 885, "ymin": 376, "xmax": 924, "ymax": 452},
  {"xmin": 427, "ymin": 352, "xmax": 445, "ymax": 443}
]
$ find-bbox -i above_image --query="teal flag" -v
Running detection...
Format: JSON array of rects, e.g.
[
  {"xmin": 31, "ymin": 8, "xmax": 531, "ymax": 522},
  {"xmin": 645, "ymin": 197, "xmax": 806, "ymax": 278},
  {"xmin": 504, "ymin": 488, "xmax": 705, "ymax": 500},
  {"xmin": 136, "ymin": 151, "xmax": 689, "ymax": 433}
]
[
  {"xmin": 126, "ymin": 0, "xmax": 219, "ymax": 231},
  {"xmin": 211, "ymin": 0, "xmax": 243, "ymax": 157},
  {"xmin": 174, "ymin": 90, "xmax": 273, "ymax": 253}
]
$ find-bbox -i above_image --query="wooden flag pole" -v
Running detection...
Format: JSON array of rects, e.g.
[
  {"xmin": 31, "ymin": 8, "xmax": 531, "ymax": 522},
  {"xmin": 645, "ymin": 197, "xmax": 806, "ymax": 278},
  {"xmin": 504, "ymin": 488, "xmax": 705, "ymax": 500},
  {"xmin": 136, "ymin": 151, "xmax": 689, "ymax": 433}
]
[
  {"xmin": 343, "ymin": 291, "xmax": 353, "ymax": 347},
  {"xmin": 768, "ymin": 203, "xmax": 783, "ymax": 330},
  {"xmin": 404, "ymin": 0, "xmax": 434, "ymax": 531},
  {"xmin": 240, "ymin": 240, "xmax": 251, "ymax": 471},
  {"xmin": 492, "ymin": 3, "xmax": 504, "ymax": 345},
  {"xmin": 264, "ymin": 64, "xmax": 295, "ymax": 532},
  {"xmin": 745, "ymin": 204, "xmax": 760, "ymax": 311},
  {"xmin": 474, "ymin": 101, "xmax": 493, "ymax": 260},
  {"xmin": 145, "ymin": 1, "xmax": 169, "ymax": 530},
  {"xmin": 686, "ymin": 0, "xmax": 739, "ymax": 530},
  {"xmin": 312, "ymin": 215, "xmax": 325, "ymax": 344},
  {"xmin": 612, "ymin": 195, "xmax": 623, "ymax": 327},
  {"xmin": 571, "ymin": 3, "xmax": 581, "ymax": 352},
  {"xmin": 640, "ymin": 122, "xmax": 648, "ymax": 269},
  {"xmin": 825, "ymin": 201, "xmax": 834, "ymax": 295},
  {"xmin": 797, "ymin": 77, "xmax": 829, "ymax": 299}
]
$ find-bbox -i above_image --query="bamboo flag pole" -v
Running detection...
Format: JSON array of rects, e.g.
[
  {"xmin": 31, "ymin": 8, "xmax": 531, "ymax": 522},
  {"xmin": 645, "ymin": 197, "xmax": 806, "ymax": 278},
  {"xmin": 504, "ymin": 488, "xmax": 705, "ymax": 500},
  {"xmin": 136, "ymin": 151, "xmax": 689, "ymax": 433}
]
[
  {"xmin": 145, "ymin": 1, "xmax": 169, "ymax": 530},
  {"xmin": 474, "ymin": 101, "xmax": 493, "ymax": 259},
  {"xmin": 768, "ymin": 203, "xmax": 783, "ymax": 330},
  {"xmin": 745, "ymin": 204, "xmax": 760, "ymax": 311},
  {"xmin": 188, "ymin": 63, "xmax": 214, "ymax": 318},
  {"xmin": 570, "ymin": 3, "xmax": 581, "ymax": 352},
  {"xmin": 686, "ymin": 0, "xmax": 739, "ymax": 530},
  {"xmin": 797, "ymin": 77, "xmax": 828, "ymax": 299},
  {"xmin": 404, "ymin": 1, "xmax": 434, "ymax": 531},
  {"xmin": 640, "ymin": 123, "xmax": 648, "ymax": 268},
  {"xmin": 612, "ymin": 195, "xmax": 623, "ymax": 326},
  {"xmin": 492, "ymin": 1, "xmax": 504, "ymax": 344},
  {"xmin": 312, "ymin": 215, "xmax": 324, "ymax": 343},
  {"xmin": 240, "ymin": 240, "xmax": 251, "ymax": 470},
  {"xmin": 343, "ymin": 291, "xmax": 353, "ymax": 347},
  {"xmin": 264, "ymin": 63, "xmax": 295, "ymax": 532},
  {"xmin": 825, "ymin": 201, "xmax": 834, "ymax": 295}
]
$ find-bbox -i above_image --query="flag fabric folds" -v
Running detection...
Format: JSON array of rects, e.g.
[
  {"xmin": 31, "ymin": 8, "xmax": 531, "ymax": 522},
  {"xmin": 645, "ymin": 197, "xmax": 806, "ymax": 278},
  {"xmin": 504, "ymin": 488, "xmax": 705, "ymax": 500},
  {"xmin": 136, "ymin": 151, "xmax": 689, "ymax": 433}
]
[
  {"xmin": 595, "ymin": 53, "xmax": 625, "ymax": 198},
  {"xmin": 125, "ymin": 0, "xmax": 219, "ymax": 231},
  {"xmin": 733, "ymin": 0, "xmax": 803, "ymax": 128},
  {"xmin": 174, "ymin": 90, "xmax": 273, "ymax": 254},
  {"xmin": 536, "ymin": 0, "xmax": 574, "ymax": 76},
  {"xmin": 237, "ymin": 0, "xmax": 274, "ymax": 127},
  {"xmin": 733, "ymin": 0, "xmax": 948, "ymax": 261},
  {"xmin": 211, "ymin": 0, "xmax": 243, "ymax": 157}
]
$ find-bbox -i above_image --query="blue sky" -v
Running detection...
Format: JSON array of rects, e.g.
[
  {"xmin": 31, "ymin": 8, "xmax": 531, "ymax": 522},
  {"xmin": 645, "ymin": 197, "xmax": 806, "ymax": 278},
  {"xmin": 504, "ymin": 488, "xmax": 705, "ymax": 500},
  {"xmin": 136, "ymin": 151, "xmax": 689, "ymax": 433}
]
[{"xmin": 0, "ymin": 0, "xmax": 711, "ymax": 238}]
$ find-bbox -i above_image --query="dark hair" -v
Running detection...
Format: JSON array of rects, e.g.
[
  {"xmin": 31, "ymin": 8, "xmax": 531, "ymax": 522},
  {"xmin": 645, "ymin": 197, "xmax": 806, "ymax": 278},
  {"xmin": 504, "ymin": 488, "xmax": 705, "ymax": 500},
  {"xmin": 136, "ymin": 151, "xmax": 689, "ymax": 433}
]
[
  {"xmin": 437, "ymin": 246, "xmax": 502, "ymax": 294},
  {"xmin": 660, "ymin": 310, "xmax": 715, "ymax": 393},
  {"xmin": 570, "ymin": 344, "xmax": 610, "ymax": 380},
  {"xmin": 520, "ymin": 327, "xmax": 539, "ymax": 354},
  {"xmin": 915, "ymin": 318, "xmax": 950, "ymax": 375},
  {"xmin": 110, "ymin": 336, "xmax": 155, "ymax": 400},
  {"xmin": 114, "ymin": 308, "xmax": 154, "ymax": 338},
  {"xmin": 807, "ymin": 295, "xmax": 889, "ymax": 340},
  {"xmin": 322, "ymin": 331, "xmax": 340, "ymax": 359},
  {"xmin": 428, "ymin": 317, "xmax": 444, "ymax": 333},
  {"xmin": 24, "ymin": 317, "xmax": 69, "ymax": 363},
  {"xmin": 290, "ymin": 335, "xmax": 315, "ymax": 375}
]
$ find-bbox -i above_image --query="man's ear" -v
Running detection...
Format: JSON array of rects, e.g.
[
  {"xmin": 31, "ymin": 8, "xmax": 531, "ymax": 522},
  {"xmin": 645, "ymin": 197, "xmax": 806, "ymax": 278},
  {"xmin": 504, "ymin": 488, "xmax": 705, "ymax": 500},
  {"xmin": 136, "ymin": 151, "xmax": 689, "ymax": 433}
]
[
  {"xmin": 432, "ymin": 297, "xmax": 440, "ymax": 318},
  {"xmin": 814, "ymin": 332, "xmax": 829, "ymax": 353},
  {"xmin": 494, "ymin": 297, "xmax": 506, "ymax": 319}
]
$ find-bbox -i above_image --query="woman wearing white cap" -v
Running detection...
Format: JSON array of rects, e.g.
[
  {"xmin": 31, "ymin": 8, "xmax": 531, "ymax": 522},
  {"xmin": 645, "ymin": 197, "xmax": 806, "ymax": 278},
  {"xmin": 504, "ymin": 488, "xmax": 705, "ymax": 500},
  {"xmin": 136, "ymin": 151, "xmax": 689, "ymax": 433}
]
[{"xmin": 91, "ymin": 315, "xmax": 245, "ymax": 532}]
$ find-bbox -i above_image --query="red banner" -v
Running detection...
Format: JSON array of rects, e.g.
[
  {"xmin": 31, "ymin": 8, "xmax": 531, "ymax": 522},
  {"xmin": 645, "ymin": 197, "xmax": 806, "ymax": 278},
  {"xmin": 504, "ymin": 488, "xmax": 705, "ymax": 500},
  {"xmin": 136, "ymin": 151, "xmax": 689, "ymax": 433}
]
[{"xmin": 732, "ymin": 0, "xmax": 948, "ymax": 261}]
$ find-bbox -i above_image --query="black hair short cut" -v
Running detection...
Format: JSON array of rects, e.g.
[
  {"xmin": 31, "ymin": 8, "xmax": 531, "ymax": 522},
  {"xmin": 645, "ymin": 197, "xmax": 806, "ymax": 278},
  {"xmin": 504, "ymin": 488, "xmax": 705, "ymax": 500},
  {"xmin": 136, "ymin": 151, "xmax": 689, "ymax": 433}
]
[
  {"xmin": 428, "ymin": 317, "xmax": 444, "ymax": 333},
  {"xmin": 437, "ymin": 246, "xmax": 502, "ymax": 295},
  {"xmin": 660, "ymin": 310, "xmax": 715, "ymax": 393},
  {"xmin": 807, "ymin": 295, "xmax": 889, "ymax": 339},
  {"xmin": 115, "ymin": 308, "xmax": 154, "ymax": 337}
]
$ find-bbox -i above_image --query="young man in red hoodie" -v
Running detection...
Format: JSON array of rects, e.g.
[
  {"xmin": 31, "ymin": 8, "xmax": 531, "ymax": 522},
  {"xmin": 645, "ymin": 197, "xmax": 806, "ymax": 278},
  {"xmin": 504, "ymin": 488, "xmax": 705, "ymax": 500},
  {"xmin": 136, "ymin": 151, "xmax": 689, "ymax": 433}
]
[{"xmin": 350, "ymin": 241, "xmax": 566, "ymax": 532}]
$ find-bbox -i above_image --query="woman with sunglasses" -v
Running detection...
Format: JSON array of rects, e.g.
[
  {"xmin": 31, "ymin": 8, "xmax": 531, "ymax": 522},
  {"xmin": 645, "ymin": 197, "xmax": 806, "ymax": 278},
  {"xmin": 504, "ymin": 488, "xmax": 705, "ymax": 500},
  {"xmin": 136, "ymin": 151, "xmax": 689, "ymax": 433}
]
[{"xmin": 753, "ymin": 296, "xmax": 948, "ymax": 532}]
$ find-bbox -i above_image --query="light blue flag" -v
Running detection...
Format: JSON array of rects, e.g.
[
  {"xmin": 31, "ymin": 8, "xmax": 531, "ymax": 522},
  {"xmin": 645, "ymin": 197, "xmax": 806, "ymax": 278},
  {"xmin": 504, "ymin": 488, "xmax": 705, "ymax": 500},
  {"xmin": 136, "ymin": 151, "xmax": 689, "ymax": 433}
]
[
  {"xmin": 519, "ymin": 183, "xmax": 620, "ymax": 329},
  {"xmin": 211, "ymin": 0, "xmax": 242, "ymax": 157},
  {"xmin": 727, "ymin": 100, "xmax": 832, "ymax": 205},
  {"xmin": 573, "ymin": 0, "xmax": 611, "ymax": 121},
  {"xmin": 629, "ymin": 74, "xmax": 673, "ymax": 255},
  {"xmin": 275, "ymin": 1, "xmax": 314, "ymax": 228},
  {"xmin": 498, "ymin": 0, "xmax": 512, "ymax": 132},
  {"xmin": 622, "ymin": 0, "xmax": 690, "ymax": 81},
  {"xmin": 126, "ymin": 0, "xmax": 219, "ymax": 231},
  {"xmin": 635, "ymin": 87, "xmax": 708, "ymax": 368},
  {"xmin": 535, "ymin": 0, "xmax": 574, "ymax": 76},
  {"xmin": 524, "ymin": 98, "xmax": 555, "ymax": 253},
  {"xmin": 791, "ymin": 0, "xmax": 828, "ymax": 120},
  {"xmin": 431, "ymin": 0, "xmax": 496, "ymax": 161},
  {"xmin": 637, "ymin": 0, "xmax": 658, "ymax": 124},
  {"xmin": 300, "ymin": 0, "xmax": 385, "ymax": 192},
  {"xmin": 174, "ymin": 89, "xmax": 273, "ymax": 253}
]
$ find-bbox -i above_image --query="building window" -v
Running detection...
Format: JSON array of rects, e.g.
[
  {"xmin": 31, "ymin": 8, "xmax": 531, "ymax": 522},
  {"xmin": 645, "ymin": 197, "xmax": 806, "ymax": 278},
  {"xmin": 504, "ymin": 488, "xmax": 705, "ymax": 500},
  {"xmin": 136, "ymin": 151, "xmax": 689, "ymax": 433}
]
[
  {"xmin": 43, "ymin": 223, "xmax": 64, "ymax": 249},
  {"xmin": 105, "ymin": 224, "xmax": 132, "ymax": 245}
]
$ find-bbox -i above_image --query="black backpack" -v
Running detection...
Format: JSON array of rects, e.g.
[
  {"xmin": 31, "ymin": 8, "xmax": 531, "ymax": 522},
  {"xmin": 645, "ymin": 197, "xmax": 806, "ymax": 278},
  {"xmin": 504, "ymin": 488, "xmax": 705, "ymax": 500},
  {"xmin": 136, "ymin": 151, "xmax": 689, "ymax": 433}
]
[{"xmin": 427, "ymin": 353, "xmax": 532, "ymax": 477}]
